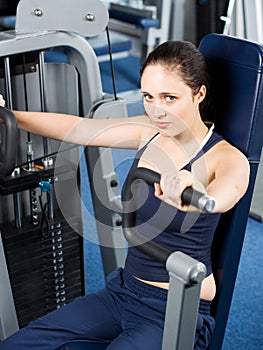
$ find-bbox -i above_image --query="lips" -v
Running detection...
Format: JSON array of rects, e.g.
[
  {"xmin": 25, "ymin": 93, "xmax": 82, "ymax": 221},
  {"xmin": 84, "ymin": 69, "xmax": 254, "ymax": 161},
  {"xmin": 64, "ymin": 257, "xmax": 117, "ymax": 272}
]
[{"xmin": 156, "ymin": 121, "xmax": 171, "ymax": 129}]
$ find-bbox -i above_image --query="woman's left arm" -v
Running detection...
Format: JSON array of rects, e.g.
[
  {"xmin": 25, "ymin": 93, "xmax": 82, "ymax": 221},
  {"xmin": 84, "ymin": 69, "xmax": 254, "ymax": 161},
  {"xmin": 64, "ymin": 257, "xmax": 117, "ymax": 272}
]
[
  {"xmin": 206, "ymin": 146, "xmax": 250, "ymax": 212},
  {"xmin": 154, "ymin": 145, "xmax": 250, "ymax": 213}
]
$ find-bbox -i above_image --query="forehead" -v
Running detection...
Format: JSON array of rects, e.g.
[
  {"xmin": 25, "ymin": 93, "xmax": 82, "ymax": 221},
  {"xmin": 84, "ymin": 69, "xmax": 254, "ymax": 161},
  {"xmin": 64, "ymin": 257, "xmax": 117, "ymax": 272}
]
[
  {"xmin": 141, "ymin": 64, "xmax": 188, "ymax": 92},
  {"xmin": 142, "ymin": 64, "xmax": 179, "ymax": 78}
]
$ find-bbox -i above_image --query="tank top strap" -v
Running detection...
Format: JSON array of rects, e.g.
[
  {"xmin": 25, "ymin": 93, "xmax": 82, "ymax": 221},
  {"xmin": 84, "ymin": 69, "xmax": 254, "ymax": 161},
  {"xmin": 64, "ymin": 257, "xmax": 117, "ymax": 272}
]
[
  {"xmin": 189, "ymin": 131, "xmax": 224, "ymax": 166},
  {"xmin": 135, "ymin": 132, "xmax": 160, "ymax": 158},
  {"xmin": 133, "ymin": 128, "xmax": 224, "ymax": 171},
  {"xmin": 143, "ymin": 132, "xmax": 160, "ymax": 148}
]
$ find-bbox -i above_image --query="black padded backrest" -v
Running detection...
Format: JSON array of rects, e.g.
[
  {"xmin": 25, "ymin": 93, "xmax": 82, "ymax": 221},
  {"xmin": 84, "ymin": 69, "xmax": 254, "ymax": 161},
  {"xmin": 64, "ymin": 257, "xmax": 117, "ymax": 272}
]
[{"xmin": 199, "ymin": 34, "xmax": 263, "ymax": 349}]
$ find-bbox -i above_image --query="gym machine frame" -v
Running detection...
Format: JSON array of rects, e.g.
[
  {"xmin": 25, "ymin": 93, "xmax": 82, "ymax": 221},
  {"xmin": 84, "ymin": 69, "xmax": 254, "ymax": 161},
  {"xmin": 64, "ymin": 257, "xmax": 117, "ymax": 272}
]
[
  {"xmin": 0, "ymin": 1, "xmax": 208, "ymax": 349},
  {"xmin": 0, "ymin": 0, "xmax": 127, "ymax": 339}
]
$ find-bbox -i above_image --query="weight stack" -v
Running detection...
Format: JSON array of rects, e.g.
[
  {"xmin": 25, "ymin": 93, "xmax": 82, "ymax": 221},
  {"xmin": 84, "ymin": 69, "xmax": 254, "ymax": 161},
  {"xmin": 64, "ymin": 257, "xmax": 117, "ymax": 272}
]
[{"xmin": 1, "ymin": 212, "xmax": 85, "ymax": 328}]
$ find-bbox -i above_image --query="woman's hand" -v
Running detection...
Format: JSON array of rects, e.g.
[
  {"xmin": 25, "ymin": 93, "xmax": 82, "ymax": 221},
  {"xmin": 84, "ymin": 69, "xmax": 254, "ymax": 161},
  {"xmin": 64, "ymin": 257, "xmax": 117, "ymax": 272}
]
[
  {"xmin": 154, "ymin": 170, "xmax": 206, "ymax": 211},
  {"xmin": 0, "ymin": 94, "xmax": 5, "ymax": 107}
]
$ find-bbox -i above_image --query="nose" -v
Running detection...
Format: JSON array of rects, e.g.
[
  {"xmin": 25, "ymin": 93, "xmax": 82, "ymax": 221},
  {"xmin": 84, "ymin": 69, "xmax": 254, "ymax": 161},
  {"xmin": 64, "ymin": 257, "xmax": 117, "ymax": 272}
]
[
  {"xmin": 153, "ymin": 105, "xmax": 167, "ymax": 119},
  {"xmin": 145, "ymin": 104, "xmax": 166, "ymax": 119}
]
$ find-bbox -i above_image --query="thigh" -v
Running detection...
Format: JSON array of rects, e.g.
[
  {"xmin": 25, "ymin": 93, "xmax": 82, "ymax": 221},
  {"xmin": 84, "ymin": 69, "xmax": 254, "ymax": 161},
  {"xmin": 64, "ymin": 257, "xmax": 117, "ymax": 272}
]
[
  {"xmin": 0, "ymin": 290, "xmax": 121, "ymax": 350},
  {"xmin": 107, "ymin": 321, "xmax": 163, "ymax": 350},
  {"xmin": 107, "ymin": 285, "xmax": 165, "ymax": 350}
]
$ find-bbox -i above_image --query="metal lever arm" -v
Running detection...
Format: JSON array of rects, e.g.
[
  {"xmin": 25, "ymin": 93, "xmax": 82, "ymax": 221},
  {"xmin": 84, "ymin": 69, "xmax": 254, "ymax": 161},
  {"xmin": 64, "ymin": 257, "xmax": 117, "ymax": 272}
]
[
  {"xmin": 122, "ymin": 167, "xmax": 215, "ymax": 265},
  {"xmin": 122, "ymin": 167, "xmax": 207, "ymax": 350},
  {"xmin": 124, "ymin": 167, "xmax": 215, "ymax": 212}
]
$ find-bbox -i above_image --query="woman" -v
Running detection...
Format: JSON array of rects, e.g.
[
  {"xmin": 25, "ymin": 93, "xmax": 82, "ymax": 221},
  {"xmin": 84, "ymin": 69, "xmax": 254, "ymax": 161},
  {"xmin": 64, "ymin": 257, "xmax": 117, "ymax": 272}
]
[{"xmin": 0, "ymin": 40, "xmax": 249, "ymax": 350}]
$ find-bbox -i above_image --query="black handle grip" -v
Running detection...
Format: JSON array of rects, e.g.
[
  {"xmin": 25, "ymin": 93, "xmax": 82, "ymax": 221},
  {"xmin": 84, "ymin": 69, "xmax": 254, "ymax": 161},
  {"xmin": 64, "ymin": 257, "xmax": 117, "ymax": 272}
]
[
  {"xmin": 181, "ymin": 186, "xmax": 215, "ymax": 213},
  {"xmin": 126, "ymin": 167, "xmax": 215, "ymax": 212},
  {"xmin": 122, "ymin": 167, "xmax": 169, "ymax": 264},
  {"xmin": 122, "ymin": 167, "xmax": 216, "ymax": 265},
  {"xmin": 0, "ymin": 106, "xmax": 18, "ymax": 176}
]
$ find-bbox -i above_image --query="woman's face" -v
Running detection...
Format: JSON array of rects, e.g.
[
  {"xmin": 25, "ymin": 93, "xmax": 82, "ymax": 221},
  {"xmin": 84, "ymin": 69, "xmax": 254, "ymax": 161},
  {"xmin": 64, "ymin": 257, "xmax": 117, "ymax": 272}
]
[{"xmin": 141, "ymin": 64, "xmax": 205, "ymax": 137}]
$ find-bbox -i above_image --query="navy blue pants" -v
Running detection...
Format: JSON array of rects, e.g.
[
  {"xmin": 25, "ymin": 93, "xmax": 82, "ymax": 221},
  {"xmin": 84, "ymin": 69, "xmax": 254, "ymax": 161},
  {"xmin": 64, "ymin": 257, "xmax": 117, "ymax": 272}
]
[{"xmin": 0, "ymin": 268, "xmax": 215, "ymax": 350}]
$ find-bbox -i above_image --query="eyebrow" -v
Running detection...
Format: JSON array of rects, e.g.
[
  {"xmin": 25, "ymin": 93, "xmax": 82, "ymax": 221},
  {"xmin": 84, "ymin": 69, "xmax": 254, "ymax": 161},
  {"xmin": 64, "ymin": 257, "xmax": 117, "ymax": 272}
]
[{"xmin": 141, "ymin": 91, "xmax": 177, "ymax": 94}]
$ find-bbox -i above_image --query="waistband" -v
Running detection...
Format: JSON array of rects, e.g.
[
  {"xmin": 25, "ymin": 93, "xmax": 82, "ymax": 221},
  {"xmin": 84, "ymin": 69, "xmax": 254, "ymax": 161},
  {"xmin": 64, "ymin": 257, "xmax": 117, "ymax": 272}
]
[
  {"xmin": 124, "ymin": 268, "xmax": 168, "ymax": 301},
  {"xmin": 123, "ymin": 268, "xmax": 211, "ymax": 315}
]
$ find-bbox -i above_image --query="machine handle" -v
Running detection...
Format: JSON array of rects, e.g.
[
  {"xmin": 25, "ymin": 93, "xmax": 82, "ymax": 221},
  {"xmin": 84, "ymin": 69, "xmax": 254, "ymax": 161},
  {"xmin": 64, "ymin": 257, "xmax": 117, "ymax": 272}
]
[
  {"xmin": 125, "ymin": 167, "xmax": 215, "ymax": 212},
  {"xmin": 122, "ymin": 167, "xmax": 216, "ymax": 265},
  {"xmin": 0, "ymin": 106, "xmax": 18, "ymax": 176},
  {"xmin": 181, "ymin": 186, "xmax": 215, "ymax": 213}
]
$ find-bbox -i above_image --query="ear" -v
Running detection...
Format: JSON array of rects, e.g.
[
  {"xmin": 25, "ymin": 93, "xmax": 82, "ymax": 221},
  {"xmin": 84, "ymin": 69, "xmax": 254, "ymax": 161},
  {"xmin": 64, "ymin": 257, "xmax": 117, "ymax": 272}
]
[{"xmin": 196, "ymin": 85, "xmax": 206, "ymax": 103}]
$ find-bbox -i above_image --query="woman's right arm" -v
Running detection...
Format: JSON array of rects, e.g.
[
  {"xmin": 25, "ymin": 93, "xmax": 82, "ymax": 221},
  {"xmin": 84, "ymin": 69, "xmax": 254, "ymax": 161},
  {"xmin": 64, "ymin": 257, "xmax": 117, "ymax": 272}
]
[
  {"xmin": 13, "ymin": 110, "xmax": 150, "ymax": 149},
  {"xmin": 0, "ymin": 93, "xmax": 150, "ymax": 149}
]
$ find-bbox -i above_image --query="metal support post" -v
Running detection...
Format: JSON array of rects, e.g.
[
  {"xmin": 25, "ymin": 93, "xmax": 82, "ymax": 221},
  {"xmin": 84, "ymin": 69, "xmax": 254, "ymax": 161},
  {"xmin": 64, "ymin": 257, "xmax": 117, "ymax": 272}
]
[
  {"xmin": 221, "ymin": 0, "xmax": 263, "ymax": 42},
  {"xmin": 85, "ymin": 99, "xmax": 129, "ymax": 276},
  {"xmin": 242, "ymin": 0, "xmax": 263, "ymax": 42},
  {"xmin": 144, "ymin": 0, "xmax": 172, "ymax": 55},
  {"xmin": 162, "ymin": 252, "xmax": 206, "ymax": 350},
  {"xmin": 0, "ymin": 233, "xmax": 19, "ymax": 340},
  {"xmin": 169, "ymin": 0, "xmax": 187, "ymax": 41}
]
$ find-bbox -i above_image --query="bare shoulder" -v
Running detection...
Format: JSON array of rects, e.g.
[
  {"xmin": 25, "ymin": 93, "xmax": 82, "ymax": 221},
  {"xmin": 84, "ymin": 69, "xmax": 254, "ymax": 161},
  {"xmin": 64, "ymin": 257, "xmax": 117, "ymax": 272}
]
[
  {"xmin": 209, "ymin": 139, "xmax": 250, "ymax": 191},
  {"xmin": 213, "ymin": 139, "xmax": 249, "ymax": 166}
]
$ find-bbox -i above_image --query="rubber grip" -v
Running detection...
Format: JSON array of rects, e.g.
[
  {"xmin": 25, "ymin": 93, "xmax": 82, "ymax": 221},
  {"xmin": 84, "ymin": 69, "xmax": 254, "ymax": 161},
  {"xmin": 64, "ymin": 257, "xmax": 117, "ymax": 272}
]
[{"xmin": 0, "ymin": 106, "xmax": 18, "ymax": 176}]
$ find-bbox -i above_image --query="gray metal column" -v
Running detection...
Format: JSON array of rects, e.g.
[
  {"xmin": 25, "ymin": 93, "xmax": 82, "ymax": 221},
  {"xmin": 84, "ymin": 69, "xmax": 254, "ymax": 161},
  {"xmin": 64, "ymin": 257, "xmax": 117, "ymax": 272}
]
[
  {"xmin": 162, "ymin": 252, "xmax": 206, "ymax": 350},
  {"xmin": 221, "ymin": 0, "xmax": 263, "ymax": 42},
  {"xmin": 85, "ymin": 99, "xmax": 128, "ymax": 276},
  {"xmin": 0, "ymin": 233, "xmax": 19, "ymax": 340}
]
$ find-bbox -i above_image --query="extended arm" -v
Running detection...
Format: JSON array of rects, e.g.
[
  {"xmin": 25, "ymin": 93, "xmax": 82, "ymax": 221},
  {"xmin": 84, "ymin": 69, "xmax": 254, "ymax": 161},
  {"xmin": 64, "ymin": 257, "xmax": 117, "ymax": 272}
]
[
  {"xmin": 206, "ymin": 146, "xmax": 250, "ymax": 212},
  {"xmin": 12, "ymin": 110, "xmax": 148, "ymax": 149},
  {"xmin": 0, "ymin": 93, "xmax": 151, "ymax": 149},
  {"xmin": 154, "ymin": 143, "xmax": 250, "ymax": 213}
]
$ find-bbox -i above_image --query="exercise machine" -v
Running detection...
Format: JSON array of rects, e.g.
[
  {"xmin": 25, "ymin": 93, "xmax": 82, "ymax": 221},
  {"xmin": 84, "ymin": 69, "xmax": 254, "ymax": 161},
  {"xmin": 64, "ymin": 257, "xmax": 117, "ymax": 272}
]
[
  {"xmin": 0, "ymin": 0, "xmax": 127, "ymax": 339},
  {"xmin": 220, "ymin": 0, "xmax": 263, "ymax": 43},
  {"xmin": 106, "ymin": 0, "xmax": 171, "ymax": 59},
  {"xmin": 0, "ymin": 0, "xmax": 262, "ymax": 349},
  {"xmin": 62, "ymin": 33, "xmax": 263, "ymax": 350},
  {"xmin": 220, "ymin": 0, "xmax": 263, "ymax": 222}
]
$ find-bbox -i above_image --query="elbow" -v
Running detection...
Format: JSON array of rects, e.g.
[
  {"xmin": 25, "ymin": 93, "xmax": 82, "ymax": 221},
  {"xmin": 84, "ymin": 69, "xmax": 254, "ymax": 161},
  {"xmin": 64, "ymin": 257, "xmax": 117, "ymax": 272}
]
[{"xmin": 237, "ymin": 161, "xmax": 250, "ymax": 201}]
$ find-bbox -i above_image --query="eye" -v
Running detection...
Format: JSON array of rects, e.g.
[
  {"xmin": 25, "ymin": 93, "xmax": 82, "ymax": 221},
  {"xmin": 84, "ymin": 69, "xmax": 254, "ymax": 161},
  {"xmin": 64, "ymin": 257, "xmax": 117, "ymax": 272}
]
[
  {"xmin": 165, "ymin": 95, "xmax": 177, "ymax": 102},
  {"xmin": 142, "ymin": 93, "xmax": 153, "ymax": 102}
]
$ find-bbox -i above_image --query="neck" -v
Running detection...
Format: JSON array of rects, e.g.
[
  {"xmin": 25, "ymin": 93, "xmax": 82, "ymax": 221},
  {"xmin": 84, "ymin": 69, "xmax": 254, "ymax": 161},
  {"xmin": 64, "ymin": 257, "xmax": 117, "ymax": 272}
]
[
  {"xmin": 174, "ymin": 118, "xmax": 209, "ymax": 146},
  {"xmin": 158, "ymin": 119, "xmax": 210, "ymax": 162}
]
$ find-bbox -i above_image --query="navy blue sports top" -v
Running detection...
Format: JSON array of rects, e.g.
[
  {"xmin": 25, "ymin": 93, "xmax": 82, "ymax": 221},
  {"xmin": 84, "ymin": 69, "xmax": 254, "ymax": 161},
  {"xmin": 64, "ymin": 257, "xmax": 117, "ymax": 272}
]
[{"xmin": 123, "ymin": 128, "xmax": 224, "ymax": 281}]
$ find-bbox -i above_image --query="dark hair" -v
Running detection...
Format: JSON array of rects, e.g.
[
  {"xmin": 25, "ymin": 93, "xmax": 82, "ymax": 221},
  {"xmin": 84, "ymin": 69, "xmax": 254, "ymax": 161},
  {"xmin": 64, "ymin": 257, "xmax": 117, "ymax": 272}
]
[{"xmin": 141, "ymin": 40, "xmax": 210, "ymax": 119}]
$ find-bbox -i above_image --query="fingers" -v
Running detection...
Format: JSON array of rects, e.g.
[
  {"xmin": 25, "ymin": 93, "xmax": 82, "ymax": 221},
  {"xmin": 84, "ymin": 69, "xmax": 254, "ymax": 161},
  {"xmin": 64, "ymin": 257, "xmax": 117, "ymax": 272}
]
[
  {"xmin": 154, "ymin": 183, "xmax": 162, "ymax": 197},
  {"xmin": 0, "ymin": 94, "xmax": 6, "ymax": 107},
  {"xmin": 155, "ymin": 170, "xmax": 194, "ymax": 209}
]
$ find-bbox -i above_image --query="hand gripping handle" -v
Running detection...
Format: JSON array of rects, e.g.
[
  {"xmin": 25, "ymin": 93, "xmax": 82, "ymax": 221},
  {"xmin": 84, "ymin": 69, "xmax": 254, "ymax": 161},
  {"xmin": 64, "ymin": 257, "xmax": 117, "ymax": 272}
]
[
  {"xmin": 124, "ymin": 167, "xmax": 215, "ymax": 212},
  {"xmin": 122, "ymin": 167, "xmax": 216, "ymax": 265},
  {"xmin": 0, "ymin": 106, "xmax": 18, "ymax": 176}
]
